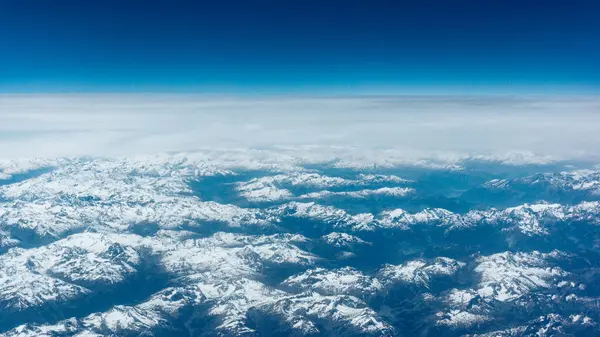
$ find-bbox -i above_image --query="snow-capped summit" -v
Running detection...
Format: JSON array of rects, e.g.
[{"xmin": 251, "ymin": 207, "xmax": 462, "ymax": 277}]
[
  {"xmin": 377, "ymin": 257, "xmax": 466, "ymax": 289},
  {"xmin": 474, "ymin": 251, "xmax": 567, "ymax": 302},
  {"xmin": 320, "ymin": 232, "xmax": 371, "ymax": 248},
  {"xmin": 250, "ymin": 292, "xmax": 394, "ymax": 336},
  {"xmin": 282, "ymin": 267, "xmax": 383, "ymax": 300}
]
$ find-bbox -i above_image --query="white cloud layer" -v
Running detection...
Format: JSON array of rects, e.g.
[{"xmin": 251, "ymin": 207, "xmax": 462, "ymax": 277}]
[{"xmin": 0, "ymin": 94, "xmax": 599, "ymax": 164}]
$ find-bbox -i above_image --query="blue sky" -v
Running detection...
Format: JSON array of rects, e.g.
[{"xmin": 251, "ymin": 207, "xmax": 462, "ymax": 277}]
[{"xmin": 1, "ymin": 0, "xmax": 599, "ymax": 93}]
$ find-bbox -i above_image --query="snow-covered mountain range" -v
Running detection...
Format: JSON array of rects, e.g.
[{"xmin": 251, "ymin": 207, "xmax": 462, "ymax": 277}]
[{"xmin": 1, "ymin": 154, "xmax": 599, "ymax": 336}]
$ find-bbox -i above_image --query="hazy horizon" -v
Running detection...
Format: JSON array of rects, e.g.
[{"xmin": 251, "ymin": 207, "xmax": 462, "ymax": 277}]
[{"xmin": 1, "ymin": 94, "xmax": 599, "ymax": 165}]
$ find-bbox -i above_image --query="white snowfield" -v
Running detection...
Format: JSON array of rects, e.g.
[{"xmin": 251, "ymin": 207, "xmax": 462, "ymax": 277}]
[
  {"xmin": 0, "ymin": 154, "xmax": 598, "ymax": 336},
  {"xmin": 321, "ymin": 232, "xmax": 371, "ymax": 248},
  {"xmin": 481, "ymin": 169, "xmax": 600, "ymax": 195},
  {"xmin": 236, "ymin": 172, "xmax": 413, "ymax": 202}
]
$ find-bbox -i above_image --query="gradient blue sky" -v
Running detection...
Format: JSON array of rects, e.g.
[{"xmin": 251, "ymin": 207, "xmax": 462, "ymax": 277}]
[{"xmin": 1, "ymin": 0, "xmax": 599, "ymax": 93}]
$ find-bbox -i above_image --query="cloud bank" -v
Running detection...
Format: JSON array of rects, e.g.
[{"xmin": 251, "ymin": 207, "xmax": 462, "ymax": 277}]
[{"xmin": 1, "ymin": 94, "xmax": 599, "ymax": 164}]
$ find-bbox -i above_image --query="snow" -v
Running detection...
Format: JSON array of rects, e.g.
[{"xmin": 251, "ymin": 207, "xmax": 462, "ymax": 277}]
[
  {"xmin": 0, "ymin": 232, "xmax": 155, "ymax": 314},
  {"xmin": 240, "ymin": 242, "xmax": 318, "ymax": 266},
  {"xmin": 379, "ymin": 201, "xmax": 600, "ymax": 236},
  {"xmin": 321, "ymin": 232, "xmax": 371, "ymax": 248},
  {"xmin": 256, "ymin": 292, "xmax": 394, "ymax": 335},
  {"xmin": 1, "ymin": 154, "xmax": 600, "ymax": 336},
  {"xmin": 474, "ymin": 251, "xmax": 567, "ymax": 302},
  {"xmin": 377, "ymin": 257, "xmax": 465, "ymax": 288},
  {"xmin": 436, "ymin": 310, "xmax": 489, "ymax": 328},
  {"xmin": 274, "ymin": 202, "xmax": 376, "ymax": 231},
  {"xmin": 298, "ymin": 187, "xmax": 415, "ymax": 199},
  {"xmin": 446, "ymin": 289, "xmax": 477, "ymax": 306},
  {"xmin": 283, "ymin": 267, "xmax": 383, "ymax": 299},
  {"xmin": 236, "ymin": 172, "xmax": 412, "ymax": 202},
  {"xmin": 482, "ymin": 169, "xmax": 600, "ymax": 195}
]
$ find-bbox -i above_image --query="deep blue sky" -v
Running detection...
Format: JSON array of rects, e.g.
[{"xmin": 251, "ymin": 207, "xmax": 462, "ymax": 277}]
[{"xmin": 1, "ymin": 0, "xmax": 599, "ymax": 93}]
